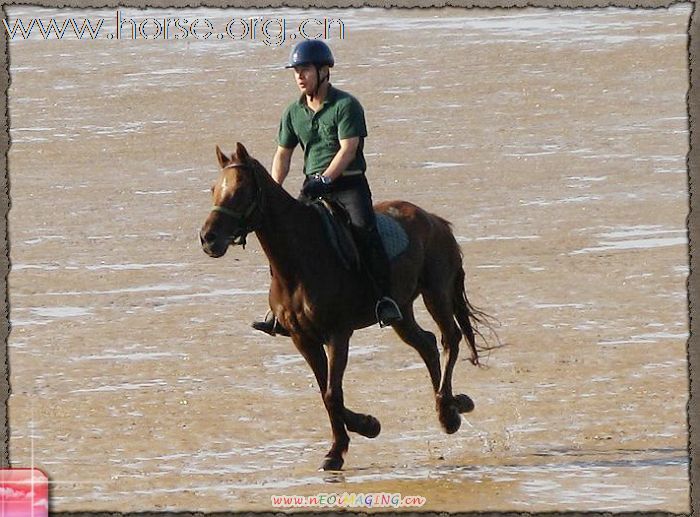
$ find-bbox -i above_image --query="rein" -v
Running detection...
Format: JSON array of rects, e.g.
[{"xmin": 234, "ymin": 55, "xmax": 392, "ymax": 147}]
[{"xmin": 211, "ymin": 162, "xmax": 264, "ymax": 249}]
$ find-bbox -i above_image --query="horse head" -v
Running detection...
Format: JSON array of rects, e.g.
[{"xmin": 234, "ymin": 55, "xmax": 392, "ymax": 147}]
[{"xmin": 199, "ymin": 142, "xmax": 264, "ymax": 257}]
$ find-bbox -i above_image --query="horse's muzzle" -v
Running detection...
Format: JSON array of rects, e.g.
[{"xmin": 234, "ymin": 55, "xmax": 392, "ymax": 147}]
[{"xmin": 199, "ymin": 229, "xmax": 228, "ymax": 258}]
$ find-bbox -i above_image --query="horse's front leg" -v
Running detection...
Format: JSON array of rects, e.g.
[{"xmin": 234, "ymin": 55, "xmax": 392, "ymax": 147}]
[
  {"xmin": 320, "ymin": 330, "xmax": 352, "ymax": 471},
  {"xmin": 291, "ymin": 333, "xmax": 327, "ymax": 393},
  {"xmin": 291, "ymin": 331, "xmax": 375, "ymax": 469}
]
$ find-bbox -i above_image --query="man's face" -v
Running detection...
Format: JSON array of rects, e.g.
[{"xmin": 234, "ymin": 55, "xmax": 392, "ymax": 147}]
[{"xmin": 293, "ymin": 64, "xmax": 326, "ymax": 95}]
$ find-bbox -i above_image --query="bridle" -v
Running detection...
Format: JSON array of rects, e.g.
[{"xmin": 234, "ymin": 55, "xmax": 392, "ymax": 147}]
[{"xmin": 210, "ymin": 162, "xmax": 264, "ymax": 249}]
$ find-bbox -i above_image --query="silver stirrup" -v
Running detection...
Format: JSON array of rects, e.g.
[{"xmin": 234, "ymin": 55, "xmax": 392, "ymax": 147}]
[{"xmin": 375, "ymin": 297, "xmax": 403, "ymax": 327}]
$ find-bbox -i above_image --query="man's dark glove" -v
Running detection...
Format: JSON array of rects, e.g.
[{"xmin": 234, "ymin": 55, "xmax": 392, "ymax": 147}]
[{"xmin": 302, "ymin": 174, "xmax": 332, "ymax": 198}]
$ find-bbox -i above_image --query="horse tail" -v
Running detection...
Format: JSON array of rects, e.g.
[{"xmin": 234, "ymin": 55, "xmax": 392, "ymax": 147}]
[
  {"xmin": 421, "ymin": 207, "xmax": 498, "ymax": 366},
  {"xmin": 452, "ymin": 266, "xmax": 478, "ymax": 365},
  {"xmin": 451, "ymin": 244, "xmax": 497, "ymax": 367}
]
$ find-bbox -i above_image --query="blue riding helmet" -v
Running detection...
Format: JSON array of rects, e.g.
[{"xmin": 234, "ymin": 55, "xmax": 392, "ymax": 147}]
[{"xmin": 286, "ymin": 40, "xmax": 335, "ymax": 69}]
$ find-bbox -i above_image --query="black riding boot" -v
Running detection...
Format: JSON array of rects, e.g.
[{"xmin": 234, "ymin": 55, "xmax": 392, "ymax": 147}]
[
  {"xmin": 252, "ymin": 310, "xmax": 290, "ymax": 337},
  {"xmin": 251, "ymin": 266, "xmax": 290, "ymax": 337},
  {"xmin": 356, "ymin": 226, "xmax": 403, "ymax": 327}
]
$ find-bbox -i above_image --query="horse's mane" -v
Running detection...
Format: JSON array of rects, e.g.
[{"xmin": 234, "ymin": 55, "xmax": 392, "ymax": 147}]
[
  {"xmin": 244, "ymin": 157, "xmax": 322, "ymax": 229},
  {"xmin": 248, "ymin": 158, "xmax": 299, "ymax": 203},
  {"xmin": 247, "ymin": 158, "xmax": 278, "ymax": 189}
]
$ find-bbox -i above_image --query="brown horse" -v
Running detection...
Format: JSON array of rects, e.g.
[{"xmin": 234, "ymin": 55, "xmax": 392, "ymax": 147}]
[{"xmin": 200, "ymin": 142, "xmax": 485, "ymax": 471}]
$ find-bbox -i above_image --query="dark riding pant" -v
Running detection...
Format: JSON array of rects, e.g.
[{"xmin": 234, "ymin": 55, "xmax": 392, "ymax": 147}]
[{"xmin": 299, "ymin": 174, "xmax": 393, "ymax": 300}]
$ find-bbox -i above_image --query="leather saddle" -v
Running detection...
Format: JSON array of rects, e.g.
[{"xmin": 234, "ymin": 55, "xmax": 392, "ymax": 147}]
[{"xmin": 310, "ymin": 199, "xmax": 409, "ymax": 271}]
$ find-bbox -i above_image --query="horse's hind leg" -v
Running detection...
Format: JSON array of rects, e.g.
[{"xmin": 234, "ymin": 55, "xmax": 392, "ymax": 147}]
[
  {"xmin": 422, "ymin": 289, "xmax": 467, "ymax": 435},
  {"xmin": 392, "ymin": 305, "xmax": 441, "ymax": 394}
]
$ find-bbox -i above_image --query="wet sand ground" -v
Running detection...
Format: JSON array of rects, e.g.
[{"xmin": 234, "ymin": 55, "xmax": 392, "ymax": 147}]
[{"xmin": 6, "ymin": 6, "xmax": 691, "ymax": 512}]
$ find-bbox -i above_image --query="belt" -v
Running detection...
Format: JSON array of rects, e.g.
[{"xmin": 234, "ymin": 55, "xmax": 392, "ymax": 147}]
[{"xmin": 304, "ymin": 169, "xmax": 364, "ymax": 179}]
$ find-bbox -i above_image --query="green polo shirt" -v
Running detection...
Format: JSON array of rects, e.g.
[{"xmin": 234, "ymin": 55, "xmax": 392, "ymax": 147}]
[{"xmin": 277, "ymin": 85, "xmax": 368, "ymax": 177}]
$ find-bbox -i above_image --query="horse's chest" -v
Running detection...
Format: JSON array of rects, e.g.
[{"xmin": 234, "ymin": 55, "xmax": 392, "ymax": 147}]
[{"xmin": 274, "ymin": 287, "xmax": 318, "ymax": 330}]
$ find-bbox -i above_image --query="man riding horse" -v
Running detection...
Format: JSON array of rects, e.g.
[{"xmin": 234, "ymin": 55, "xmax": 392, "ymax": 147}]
[{"xmin": 252, "ymin": 40, "xmax": 403, "ymax": 336}]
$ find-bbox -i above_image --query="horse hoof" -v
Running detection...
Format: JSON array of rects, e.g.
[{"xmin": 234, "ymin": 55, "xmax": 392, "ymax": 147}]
[
  {"xmin": 320, "ymin": 456, "xmax": 344, "ymax": 471},
  {"xmin": 362, "ymin": 416, "xmax": 381, "ymax": 439},
  {"xmin": 454, "ymin": 394, "xmax": 475, "ymax": 413},
  {"xmin": 441, "ymin": 415, "xmax": 461, "ymax": 434},
  {"xmin": 439, "ymin": 405, "xmax": 462, "ymax": 434}
]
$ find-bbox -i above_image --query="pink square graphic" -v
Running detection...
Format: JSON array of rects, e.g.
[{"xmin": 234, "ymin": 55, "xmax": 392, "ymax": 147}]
[{"xmin": 0, "ymin": 469, "xmax": 48, "ymax": 517}]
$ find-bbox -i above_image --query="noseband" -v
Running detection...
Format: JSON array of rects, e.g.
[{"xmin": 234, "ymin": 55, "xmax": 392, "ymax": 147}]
[{"xmin": 210, "ymin": 162, "xmax": 264, "ymax": 249}]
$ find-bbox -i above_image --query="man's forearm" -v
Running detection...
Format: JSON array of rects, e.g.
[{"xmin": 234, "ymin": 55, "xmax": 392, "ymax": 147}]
[
  {"xmin": 322, "ymin": 148, "xmax": 356, "ymax": 181},
  {"xmin": 272, "ymin": 152, "xmax": 292, "ymax": 184}
]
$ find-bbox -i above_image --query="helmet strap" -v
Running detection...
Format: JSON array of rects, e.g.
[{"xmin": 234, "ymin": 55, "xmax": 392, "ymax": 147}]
[{"xmin": 310, "ymin": 67, "xmax": 329, "ymax": 102}]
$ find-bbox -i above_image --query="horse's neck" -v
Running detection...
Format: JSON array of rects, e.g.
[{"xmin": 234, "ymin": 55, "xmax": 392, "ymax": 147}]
[{"xmin": 254, "ymin": 177, "xmax": 321, "ymax": 283}]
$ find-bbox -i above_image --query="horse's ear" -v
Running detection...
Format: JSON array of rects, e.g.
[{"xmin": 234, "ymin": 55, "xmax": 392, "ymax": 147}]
[
  {"xmin": 215, "ymin": 145, "xmax": 229, "ymax": 169},
  {"xmin": 235, "ymin": 142, "xmax": 250, "ymax": 162}
]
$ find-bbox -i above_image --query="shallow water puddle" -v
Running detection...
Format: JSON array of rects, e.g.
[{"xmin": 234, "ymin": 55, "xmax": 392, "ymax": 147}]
[
  {"xmin": 570, "ymin": 237, "xmax": 688, "ymax": 255},
  {"xmin": 521, "ymin": 195, "xmax": 602, "ymax": 207},
  {"xmin": 420, "ymin": 161, "xmax": 465, "ymax": 169},
  {"xmin": 456, "ymin": 234, "xmax": 541, "ymax": 243},
  {"xmin": 599, "ymin": 226, "xmax": 686, "ymax": 240},
  {"xmin": 150, "ymin": 288, "xmax": 267, "ymax": 302},
  {"xmin": 134, "ymin": 190, "xmax": 175, "ymax": 195},
  {"xmin": 70, "ymin": 351, "xmax": 188, "ymax": 363},
  {"xmin": 22, "ymin": 235, "xmax": 67, "ymax": 245},
  {"xmin": 599, "ymin": 331, "xmax": 688, "ymax": 346},
  {"xmin": 39, "ymin": 283, "xmax": 189, "ymax": 297},
  {"xmin": 31, "ymin": 306, "xmax": 92, "ymax": 318},
  {"xmin": 69, "ymin": 379, "xmax": 169, "ymax": 394},
  {"xmin": 572, "ymin": 225, "xmax": 687, "ymax": 255},
  {"xmin": 534, "ymin": 303, "xmax": 589, "ymax": 309}
]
